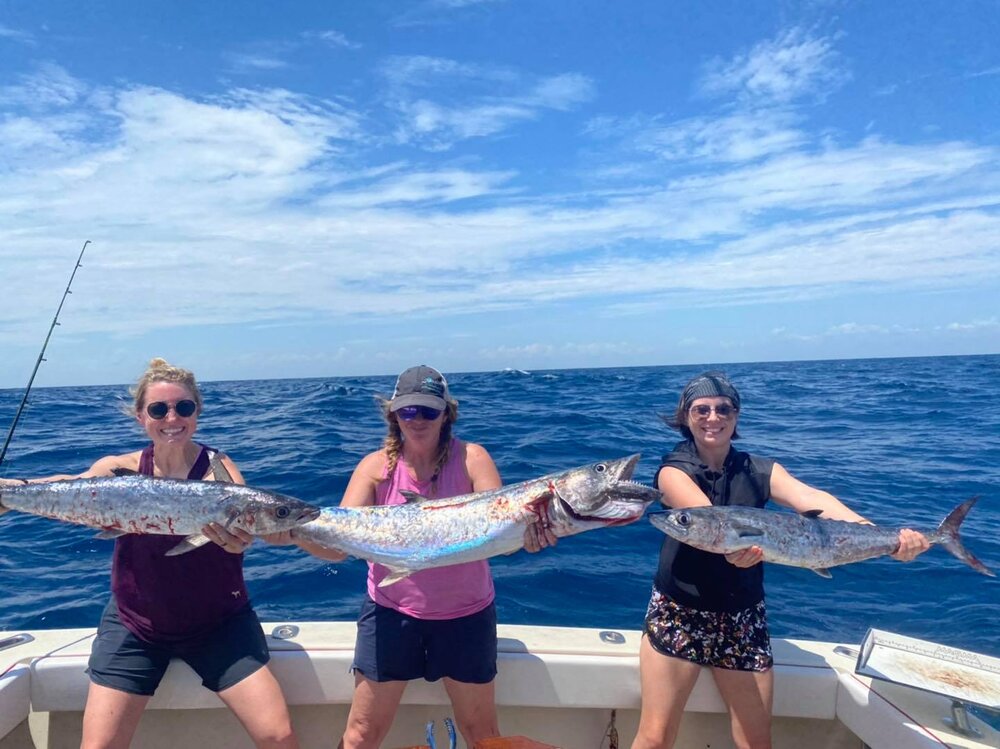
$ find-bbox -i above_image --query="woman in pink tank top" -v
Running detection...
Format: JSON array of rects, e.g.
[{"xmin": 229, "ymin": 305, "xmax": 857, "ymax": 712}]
[{"xmin": 288, "ymin": 364, "xmax": 556, "ymax": 749}]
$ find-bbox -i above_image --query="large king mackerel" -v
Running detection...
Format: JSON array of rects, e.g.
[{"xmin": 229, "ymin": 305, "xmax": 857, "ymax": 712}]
[
  {"xmin": 295, "ymin": 454, "xmax": 660, "ymax": 586},
  {"xmin": 648, "ymin": 498, "xmax": 994, "ymax": 577},
  {"xmin": 0, "ymin": 476, "xmax": 321, "ymax": 556}
]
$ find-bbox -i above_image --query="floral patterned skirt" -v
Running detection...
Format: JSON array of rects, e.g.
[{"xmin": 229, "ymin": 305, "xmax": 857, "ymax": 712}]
[{"xmin": 643, "ymin": 586, "xmax": 773, "ymax": 672}]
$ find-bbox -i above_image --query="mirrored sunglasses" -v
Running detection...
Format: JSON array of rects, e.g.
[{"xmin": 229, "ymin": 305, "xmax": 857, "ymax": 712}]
[
  {"xmin": 396, "ymin": 405, "xmax": 443, "ymax": 421},
  {"xmin": 689, "ymin": 404, "xmax": 737, "ymax": 419},
  {"xmin": 146, "ymin": 399, "xmax": 197, "ymax": 420}
]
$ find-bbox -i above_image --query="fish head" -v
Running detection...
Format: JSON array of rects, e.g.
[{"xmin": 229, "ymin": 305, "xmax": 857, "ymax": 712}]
[
  {"xmin": 547, "ymin": 455, "xmax": 660, "ymax": 529},
  {"xmin": 233, "ymin": 492, "xmax": 321, "ymax": 533},
  {"xmin": 648, "ymin": 508, "xmax": 730, "ymax": 552}
]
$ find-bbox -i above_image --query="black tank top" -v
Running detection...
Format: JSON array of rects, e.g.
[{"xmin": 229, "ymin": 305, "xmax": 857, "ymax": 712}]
[
  {"xmin": 653, "ymin": 440, "xmax": 774, "ymax": 612},
  {"xmin": 111, "ymin": 443, "xmax": 249, "ymax": 642}
]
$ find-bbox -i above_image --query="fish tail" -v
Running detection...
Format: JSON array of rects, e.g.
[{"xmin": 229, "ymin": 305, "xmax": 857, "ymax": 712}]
[{"xmin": 936, "ymin": 497, "xmax": 994, "ymax": 577}]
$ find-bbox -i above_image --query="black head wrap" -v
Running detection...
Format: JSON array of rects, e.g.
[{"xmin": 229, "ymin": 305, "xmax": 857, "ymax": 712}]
[{"xmin": 680, "ymin": 371, "xmax": 741, "ymax": 412}]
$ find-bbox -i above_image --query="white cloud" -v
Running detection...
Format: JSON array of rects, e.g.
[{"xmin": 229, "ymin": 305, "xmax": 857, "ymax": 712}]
[
  {"xmin": 1, "ymin": 56, "xmax": 998, "ymax": 356},
  {"xmin": 303, "ymin": 30, "xmax": 362, "ymax": 50},
  {"xmin": 943, "ymin": 318, "xmax": 999, "ymax": 332},
  {"xmin": 0, "ymin": 63, "xmax": 87, "ymax": 108},
  {"xmin": 379, "ymin": 56, "xmax": 594, "ymax": 148},
  {"xmin": 225, "ymin": 53, "xmax": 289, "ymax": 72},
  {"xmin": 700, "ymin": 29, "xmax": 849, "ymax": 104},
  {"xmin": 0, "ymin": 24, "xmax": 34, "ymax": 44},
  {"xmin": 630, "ymin": 110, "xmax": 807, "ymax": 164}
]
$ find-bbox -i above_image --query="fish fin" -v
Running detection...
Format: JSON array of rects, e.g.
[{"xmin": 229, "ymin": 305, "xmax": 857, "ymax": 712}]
[
  {"xmin": 732, "ymin": 523, "xmax": 765, "ymax": 539},
  {"xmin": 94, "ymin": 529, "xmax": 127, "ymax": 540},
  {"xmin": 165, "ymin": 533, "xmax": 212, "ymax": 556},
  {"xmin": 111, "ymin": 467, "xmax": 139, "ymax": 476},
  {"xmin": 802, "ymin": 509, "xmax": 824, "ymax": 518},
  {"xmin": 377, "ymin": 567, "xmax": 413, "ymax": 587},
  {"xmin": 400, "ymin": 490, "xmax": 429, "ymax": 503},
  {"xmin": 936, "ymin": 496, "xmax": 995, "ymax": 577},
  {"xmin": 811, "ymin": 567, "xmax": 833, "ymax": 578}
]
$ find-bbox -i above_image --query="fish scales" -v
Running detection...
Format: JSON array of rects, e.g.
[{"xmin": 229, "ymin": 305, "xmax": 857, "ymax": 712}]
[
  {"xmin": 294, "ymin": 455, "xmax": 661, "ymax": 585},
  {"xmin": 0, "ymin": 476, "xmax": 321, "ymax": 555},
  {"xmin": 649, "ymin": 498, "xmax": 994, "ymax": 577}
]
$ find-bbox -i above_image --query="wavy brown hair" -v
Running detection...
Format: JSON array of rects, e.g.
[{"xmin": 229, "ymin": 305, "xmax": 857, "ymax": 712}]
[{"xmin": 377, "ymin": 397, "xmax": 459, "ymax": 492}]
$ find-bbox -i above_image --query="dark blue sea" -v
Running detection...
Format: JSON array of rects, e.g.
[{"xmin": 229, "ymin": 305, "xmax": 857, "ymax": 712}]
[{"xmin": 2, "ymin": 355, "xmax": 998, "ymax": 660}]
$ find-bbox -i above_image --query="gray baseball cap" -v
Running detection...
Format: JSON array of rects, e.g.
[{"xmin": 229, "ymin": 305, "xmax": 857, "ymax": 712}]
[{"xmin": 389, "ymin": 365, "xmax": 452, "ymax": 411}]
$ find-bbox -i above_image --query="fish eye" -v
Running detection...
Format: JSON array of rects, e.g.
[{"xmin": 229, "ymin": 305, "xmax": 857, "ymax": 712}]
[
  {"xmin": 275, "ymin": 506, "xmax": 290, "ymax": 519},
  {"xmin": 594, "ymin": 464, "xmax": 607, "ymax": 473},
  {"xmin": 676, "ymin": 512, "xmax": 690, "ymax": 526}
]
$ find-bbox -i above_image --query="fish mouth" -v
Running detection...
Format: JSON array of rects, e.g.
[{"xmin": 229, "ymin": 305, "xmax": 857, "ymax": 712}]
[
  {"xmin": 299, "ymin": 507, "xmax": 322, "ymax": 523},
  {"xmin": 609, "ymin": 454, "xmax": 641, "ymax": 482},
  {"xmin": 554, "ymin": 483, "xmax": 656, "ymax": 525}
]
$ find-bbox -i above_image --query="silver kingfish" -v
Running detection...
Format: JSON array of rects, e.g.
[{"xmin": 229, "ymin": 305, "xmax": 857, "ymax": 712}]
[
  {"xmin": 0, "ymin": 476, "xmax": 321, "ymax": 556},
  {"xmin": 648, "ymin": 498, "xmax": 994, "ymax": 577},
  {"xmin": 294, "ymin": 454, "xmax": 660, "ymax": 586}
]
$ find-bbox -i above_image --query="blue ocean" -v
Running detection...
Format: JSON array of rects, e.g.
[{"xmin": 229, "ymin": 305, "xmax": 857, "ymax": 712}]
[{"xmin": 1, "ymin": 355, "xmax": 998, "ymax": 660}]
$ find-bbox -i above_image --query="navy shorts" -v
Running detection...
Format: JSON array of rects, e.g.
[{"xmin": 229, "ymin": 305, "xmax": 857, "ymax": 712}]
[
  {"xmin": 643, "ymin": 587, "xmax": 773, "ymax": 672},
  {"xmin": 86, "ymin": 599, "xmax": 270, "ymax": 696},
  {"xmin": 352, "ymin": 595, "xmax": 497, "ymax": 684}
]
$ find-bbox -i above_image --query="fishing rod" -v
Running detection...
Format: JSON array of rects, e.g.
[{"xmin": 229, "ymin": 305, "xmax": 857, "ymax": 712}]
[{"xmin": 0, "ymin": 240, "xmax": 90, "ymax": 468}]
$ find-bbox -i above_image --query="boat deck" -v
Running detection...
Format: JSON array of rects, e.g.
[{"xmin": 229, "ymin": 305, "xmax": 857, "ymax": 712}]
[{"xmin": 2, "ymin": 623, "xmax": 997, "ymax": 748}]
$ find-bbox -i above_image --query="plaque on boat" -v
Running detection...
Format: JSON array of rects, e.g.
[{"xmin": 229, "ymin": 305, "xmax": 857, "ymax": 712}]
[{"xmin": 855, "ymin": 628, "xmax": 1000, "ymax": 709}]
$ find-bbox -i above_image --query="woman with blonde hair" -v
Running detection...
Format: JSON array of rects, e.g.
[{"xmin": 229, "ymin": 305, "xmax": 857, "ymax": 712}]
[{"xmin": 0, "ymin": 358, "xmax": 297, "ymax": 749}]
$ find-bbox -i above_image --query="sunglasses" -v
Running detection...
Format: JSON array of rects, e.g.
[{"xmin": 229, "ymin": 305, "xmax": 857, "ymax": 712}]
[
  {"xmin": 146, "ymin": 399, "xmax": 198, "ymax": 420},
  {"xmin": 396, "ymin": 405, "xmax": 443, "ymax": 421},
  {"xmin": 689, "ymin": 404, "xmax": 738, "ymax": 419}
]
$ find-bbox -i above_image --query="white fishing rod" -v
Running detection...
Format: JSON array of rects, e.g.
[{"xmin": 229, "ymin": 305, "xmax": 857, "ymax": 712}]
[{"xmin": 0, "ymin": 240, "xmax": 90, "ymax": 468}]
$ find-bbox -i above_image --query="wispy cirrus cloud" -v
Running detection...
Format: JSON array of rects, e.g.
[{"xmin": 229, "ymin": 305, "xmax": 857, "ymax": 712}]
[
  {"xmin": 699, "ymin": 28, "xmax": 849, "ymax": 104},
  {"xmin": 0, "ymin": 23, "xmax": 34, "ymax": 44},
  {"xmin": 302, "ymin": 29, "xmax": 362, "ymax": 50},
  {"xmin": 1, "ymin": 27, "xmax": 998, "ymax": 366},
  {"xmin": 378, "ymin": 56, "xmax": 594, "ymax": 147}
]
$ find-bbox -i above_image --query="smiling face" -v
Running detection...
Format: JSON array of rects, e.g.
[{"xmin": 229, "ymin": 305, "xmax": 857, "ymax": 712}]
[
  {"xmin": 137, "ymin": 380, "xmax": 200, "ymax": 446},
  {"xmin": 685, "ymin": 395, "xmax": 738, "ymax": 451}
]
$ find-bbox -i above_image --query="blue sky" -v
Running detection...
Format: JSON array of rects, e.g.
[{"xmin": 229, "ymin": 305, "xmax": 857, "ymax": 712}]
[{"xmin": 1, "ymin": 1, "xmax": 998, "ymax": 388}]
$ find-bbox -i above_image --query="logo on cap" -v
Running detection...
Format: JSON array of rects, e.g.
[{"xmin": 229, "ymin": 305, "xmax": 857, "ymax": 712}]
[{"xmin": 421, "ymin": 377, "xmax": 444, "ymax": 397}]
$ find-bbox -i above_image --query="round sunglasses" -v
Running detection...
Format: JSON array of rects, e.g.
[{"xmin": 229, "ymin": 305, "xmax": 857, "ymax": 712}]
[
  {"xmin": 396, "ymin": 405, "xmax": 443, "ymax": 421},
  {"xmin": 146, "ymin": 399, "xmax": 198, "ymax": 420}
]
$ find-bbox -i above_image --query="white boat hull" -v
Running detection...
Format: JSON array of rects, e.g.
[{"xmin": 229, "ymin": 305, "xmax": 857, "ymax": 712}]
[{"xmin": 2, "ymin": 622, "xmax": 997, "ymax": 748}]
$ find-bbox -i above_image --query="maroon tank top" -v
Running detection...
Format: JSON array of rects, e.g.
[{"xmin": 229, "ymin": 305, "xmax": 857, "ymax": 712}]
[{"xmin": 111, "ymin": 443, "xmax": 249, "ymax": 642}]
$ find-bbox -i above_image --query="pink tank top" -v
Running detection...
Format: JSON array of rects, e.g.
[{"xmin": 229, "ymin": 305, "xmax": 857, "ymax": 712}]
[{"xmin": 367, "ymin": 438, "xmax": 495, "ymax": 619}]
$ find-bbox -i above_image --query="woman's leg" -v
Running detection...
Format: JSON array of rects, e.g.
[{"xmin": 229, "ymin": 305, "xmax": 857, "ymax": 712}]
[
  {"xmin": 630, "ymin": 636, "xmax": 702, "ymax": 749},
  {"xmin": 711, "ymin": 667, "xmax": 773, "ymax": 749},
  {"xmin": 217, "ymin": 665, "xmax": 298, "ymax": 749},
  {"xmin": 443, "ymin": 678, "xmax": 500, "ymax": 746},
  {"xmin": 80, "ymin": 683, "xmax": 150, "ymax": 749},
  {"xmin": 339, "ymin": 674, "xmax": 408, "ymax": 749}
]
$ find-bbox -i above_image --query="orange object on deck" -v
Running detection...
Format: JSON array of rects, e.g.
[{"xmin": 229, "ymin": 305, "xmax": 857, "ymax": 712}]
[{"xmin": 473, "ymin": 737, "xmax": 560, "ymax": 749}]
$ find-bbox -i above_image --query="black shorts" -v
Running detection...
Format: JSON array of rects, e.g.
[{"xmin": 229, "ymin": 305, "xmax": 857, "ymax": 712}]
[
  {"xmin": 352, "ymin": 595, "xmax": 497, "ymax": 684},
  {"xmin": 643, "ymin": 586, "xmax": 773, "ymax": 672},
  {"xmin": 86, "ymin": 599, "xmax": 270, "ymax": 696}
]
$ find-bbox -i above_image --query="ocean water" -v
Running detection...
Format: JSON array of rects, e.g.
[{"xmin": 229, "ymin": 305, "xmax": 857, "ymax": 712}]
[{"xmin": 1, "ymin": 355, "xmax": 998, "ymax": 661}]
